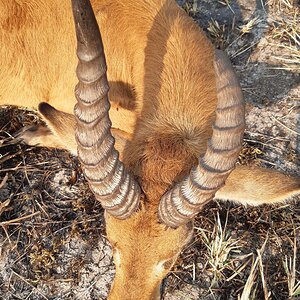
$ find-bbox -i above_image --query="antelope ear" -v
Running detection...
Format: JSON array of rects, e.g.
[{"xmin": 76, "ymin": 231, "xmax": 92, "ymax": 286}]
[
  {"xmin": 215, "ymin": 165, "xmax": 300, "ymax": 205},
  {"xmin": 38, "ymin": 102, "xmax": 78, "ymax": 155},
  {"xmin": 38, "ymin": 103, "xmax": 131, "ymax": 158}
]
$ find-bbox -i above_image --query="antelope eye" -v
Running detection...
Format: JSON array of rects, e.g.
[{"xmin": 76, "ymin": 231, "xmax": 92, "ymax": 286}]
[
  {"xmin": 154, "ymin": 257, "xmax": 177, "ymax": 275},
  {"xmin": 162, "ymin": 258, "xmax": 175, "ymax": 269}
]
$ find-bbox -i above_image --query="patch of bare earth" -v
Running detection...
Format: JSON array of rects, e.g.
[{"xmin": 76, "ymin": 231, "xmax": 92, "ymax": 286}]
[{"xmin": 0, "ymin": 0, "xmax": 299, "ymax": 299}]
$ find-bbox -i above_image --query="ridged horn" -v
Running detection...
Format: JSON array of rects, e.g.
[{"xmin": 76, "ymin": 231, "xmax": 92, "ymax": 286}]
[
  {"xmin": 158, "ymin": 50, "xmax": 245, "ymax": 228},
  {"xmin": 71, "ymin": 0, "xmax": 141, "ymax": 219}
]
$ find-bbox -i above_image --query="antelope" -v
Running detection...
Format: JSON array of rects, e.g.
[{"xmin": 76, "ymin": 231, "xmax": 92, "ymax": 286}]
[{"xmin": 1, "ymin": 0, "xmax": 299, "ymax": 299}]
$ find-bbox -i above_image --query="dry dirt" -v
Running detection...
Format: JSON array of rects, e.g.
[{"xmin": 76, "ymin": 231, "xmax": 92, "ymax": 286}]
[{"xmin": 0, "ymin": 0, "xmax": 299, "ymax": 299}]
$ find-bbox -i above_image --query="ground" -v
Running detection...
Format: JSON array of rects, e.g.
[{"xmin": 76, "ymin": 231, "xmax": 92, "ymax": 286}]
[{"xmin": 0, "ymin": 0, "xmax": 299, "ymax": 299}]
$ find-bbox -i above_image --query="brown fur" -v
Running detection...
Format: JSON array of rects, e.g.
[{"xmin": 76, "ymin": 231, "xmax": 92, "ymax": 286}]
[{"xmin": 1, "ymin": 1, "xmax": 299, "ymax": 299}]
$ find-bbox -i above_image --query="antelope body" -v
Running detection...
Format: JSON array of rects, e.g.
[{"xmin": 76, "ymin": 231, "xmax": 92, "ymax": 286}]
[{"xmin": 0, "ymin": 0, "xmax": 299, "ymax": 299}]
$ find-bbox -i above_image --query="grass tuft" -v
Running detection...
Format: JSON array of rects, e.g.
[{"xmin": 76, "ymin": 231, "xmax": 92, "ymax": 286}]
[
  {"xmin": 207, "ymin": 19, "xmax": 229, "ymax": 49},
  {"xmin": 197, "ymin": 212, "xmax": 241, "ymax": 286},
  {"xmin": 282, "ymin": 228, "xmax": 300, "ymax": 297},
  {"xmin": 239, "ymin": 17, "xmax": 261, "ymax": 35}
]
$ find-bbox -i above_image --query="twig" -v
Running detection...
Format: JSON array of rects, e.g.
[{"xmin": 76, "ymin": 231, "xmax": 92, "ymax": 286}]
[
  {"xmin": 10, "ymin": 269, "xmax": 49, "ymax": 300},
  {"xmin": 243, "ymin": 138, "xmax": 284, "ymax": 152},
  {"xmin": 1, "ymin": 225, "xmax": 12, "ymax": 244},
  {"xmin": 0, "ymin": 212, "xmax": 40, "ymax": 226},
  {"xmin": 257, "ymin": 158, "xmax": 281, "ymax": 168},
  {"xmin": 257, "ymin": 249, "xmax": 270, "ymax": 300},
  {"xmin": 0, "ymin": 173, "xmax": 8, "ymax": 189},
  {"xmin": 272, "ymin": 117, "xmax": 300, "ymax": 136},
  {"xmin": 22, "ymin": 156, "xmax": 32, "ymax": 187},
  {"xmin": 226, "ymin": 257, "xmax": 253, "ymax": 282},
  {"xmin": 0, "ymin": 151, "xmax": 22, "ymax": 165},
  {"xmin": 34, "ymin": 194, "xmax": 50, "ymax": 218},
  {"xmin": 0, "ymin": 198, "xmax": 10, "ymax": 216},
  {"xmin": 0, "ymin": 165, "xmax": 41, "ymax": 173},
  {"xmin": 24, "ymin": 290, "xmax": 34, "ymax": 300},
  {"xmin": 239, "ymin": 235, "xmax": 269, "ymax": 300},
  {"xmin": 231, "ymin": 41, "xmax": 260, "ymax": 58},
  {"xmin": 260, "ymin": 0, "xmax": 267, "ymax": 13},
  {"xmin": 245, "ymin": 131, "xmax": 290, "ymax": 142}
]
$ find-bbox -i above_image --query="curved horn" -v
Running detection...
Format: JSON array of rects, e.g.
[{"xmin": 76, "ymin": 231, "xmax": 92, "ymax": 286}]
[
  {"xmin": 71, "ymin": 0, "xmax": 141, "ymax": 219},
  {"xmin": 158, "ymin": 50, "xmax": 245, "ymax": 228}
]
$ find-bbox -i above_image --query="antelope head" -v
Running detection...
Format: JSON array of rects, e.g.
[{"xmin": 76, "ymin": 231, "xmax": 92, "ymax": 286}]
[{"xmin": 71, "ymin": 0, "xmax": 244, "ymax": 299}]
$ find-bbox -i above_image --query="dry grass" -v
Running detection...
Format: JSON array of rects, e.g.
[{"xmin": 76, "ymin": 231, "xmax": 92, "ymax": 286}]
[
  {"xmin": 163, "ymin": 2, "xmax": 299, "ymax": 298},
  {"xmin": 182, "ymin": 0, "xmax": 199, "ymax": 16},
  {"xmin": 239, "ymin": 17, "xmax": 261, "ymax": 36},
  {"xmin": 238, "ymin": 236, "xmax": 270, "ymax": 300},
  {"xmin": 238, "ymin": 142, "xmax": 263, "ymax": 166},
  {"xmin": 196, "ymin": 212, "xmax": 241, "ymax": 286},
  {"xmin": 268, "ymin": 0, "xmax": 300, "ymax": 71},
  {"xmin": 271, "ymin": 19, "xmax": 300, "ymax": 71},
  {"xmin": 268, "ymin": 0, "xmax": 297, "ymax": 12},
  {"xmin": 218, "ymin": 0, "xmax": 235, "ymax": 14},
  {"xmin": 207, "ymin": 19, "xmax": 229, "ymax": 49},
  {"xmin": 283, "ymin": 228, "xmax": 300, "ymax": 298},
  {"xmin": 0, "ymin": 107, "xmax": 109, "ymax": 299}
]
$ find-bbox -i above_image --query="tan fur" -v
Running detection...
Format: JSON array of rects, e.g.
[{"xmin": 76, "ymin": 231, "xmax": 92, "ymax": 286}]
[
  {"xmin": 216, "ymin": 165, "xmax": 300, "ymax": 205},
  {"xmin": 0, "ymin": 1, "xmax": 137, "ymax": 136},
  {"xmin": 1, "ymin": 0, "xmax": 299, "ymax": 299},
  {"xmin": 106, "ymin": 206, "xmax": 193, "ymax": 299}
]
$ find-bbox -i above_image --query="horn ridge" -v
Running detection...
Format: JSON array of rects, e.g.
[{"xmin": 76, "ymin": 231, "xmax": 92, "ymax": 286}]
[
  {"xmin": 159, "ymin": 50, "xmax": 245, "ymax": 227},
  {"xmin": 72, "ymin": 0, "xmax": 141, "ymax": 219},
  {"xmin": 75, "ymin": 80, "xmax": 109, "ymax": 105},
  {"xmin": 82, "ymin": 150, "xmax": 120, "ymax": 182},
  {"xmin": 74, "ymin": 100, "xmax": 110, "ymax": 124}
]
